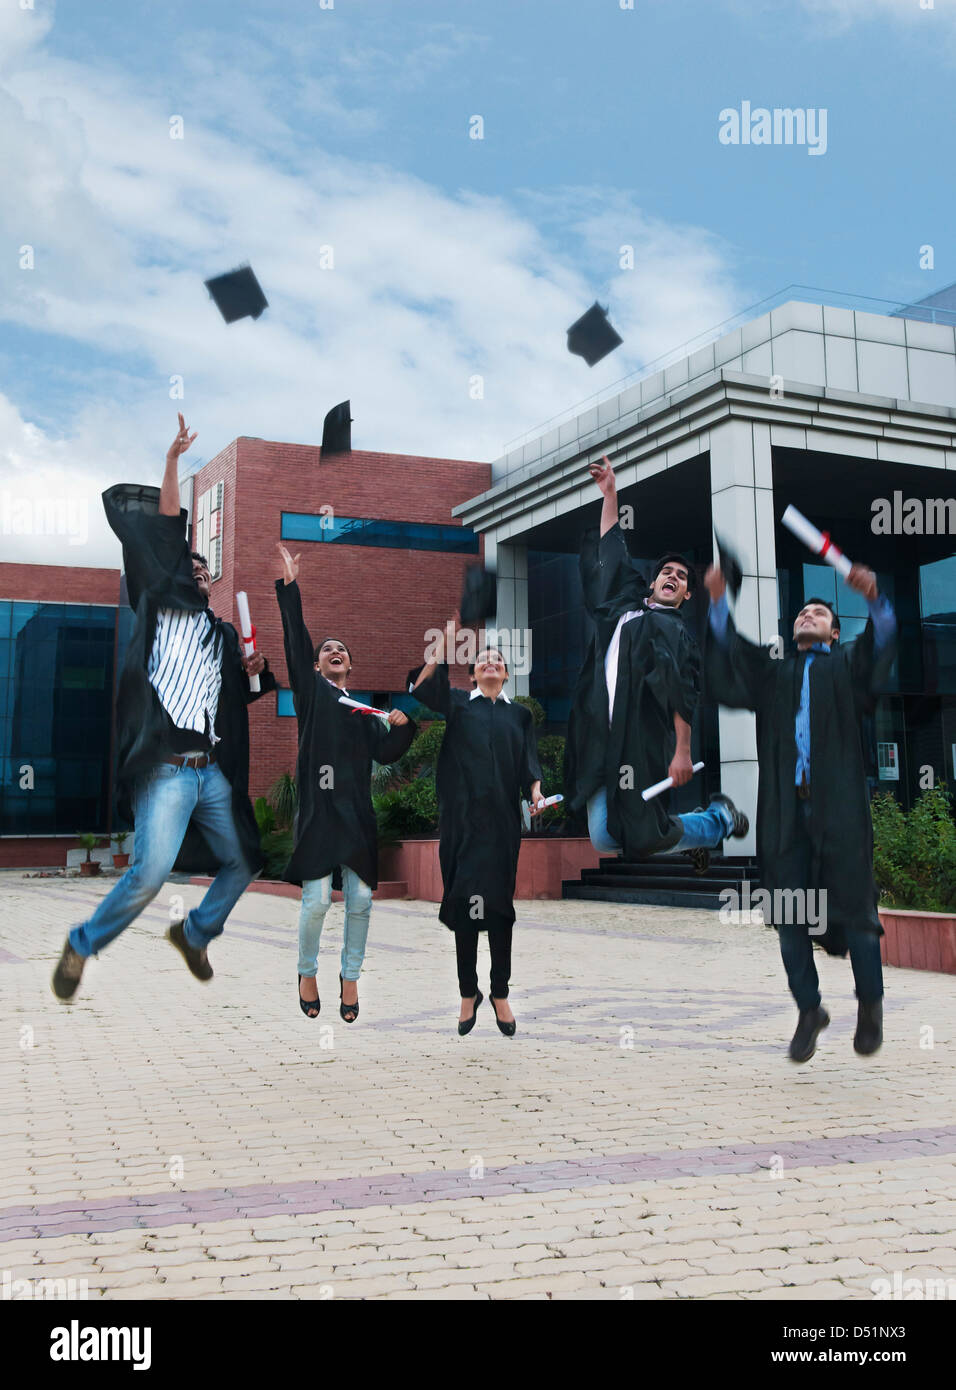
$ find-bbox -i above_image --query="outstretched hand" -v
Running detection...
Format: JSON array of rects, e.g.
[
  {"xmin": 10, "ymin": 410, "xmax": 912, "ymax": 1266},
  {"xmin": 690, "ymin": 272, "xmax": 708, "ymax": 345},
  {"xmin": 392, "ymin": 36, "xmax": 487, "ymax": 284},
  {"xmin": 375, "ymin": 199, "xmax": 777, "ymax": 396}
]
[
  {"xmin": 276, "ymin": 542, "xmax": 300, "ymax": 586},
  {"xmin": 588, "ymin": 455, "xmax": 615, "ymax": 496},
  {"xmin": 846, "ymin": 563, "xmax": 878, "ymax": 601},
  {"xmin": 167, "ymin": 412, "xmax": 197, "ymax": 462},
  {"xmin": 704, "ymin": 564, "xmax": 726, "ymax": 602}
]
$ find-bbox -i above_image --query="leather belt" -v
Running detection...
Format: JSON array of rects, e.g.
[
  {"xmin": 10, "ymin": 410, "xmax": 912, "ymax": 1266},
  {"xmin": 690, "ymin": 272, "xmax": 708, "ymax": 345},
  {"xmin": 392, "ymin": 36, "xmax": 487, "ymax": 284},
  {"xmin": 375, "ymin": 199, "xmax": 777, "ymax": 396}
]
[
  {"xmin": 164, "ymin": 751, "xmax": 216, "ymax": 769},
  {"xmin": 797, "ymin": 774, "xmax": 811, "ymax": 801}
]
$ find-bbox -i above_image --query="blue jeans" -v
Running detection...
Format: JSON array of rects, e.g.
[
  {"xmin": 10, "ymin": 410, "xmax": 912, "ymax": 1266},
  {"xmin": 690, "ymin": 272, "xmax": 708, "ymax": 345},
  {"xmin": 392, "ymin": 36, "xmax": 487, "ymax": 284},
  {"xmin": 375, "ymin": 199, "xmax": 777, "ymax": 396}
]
[
  {"xmin": 69, "ymin": 761, "xmax": 253, "ymax": 958},
  {"xmin": 586, "ymin": 786, "xmax": 731, "ymax": 856},
  {"xmin": 298, "ymin": 867, "xmax": 373, "ymax": 982}
]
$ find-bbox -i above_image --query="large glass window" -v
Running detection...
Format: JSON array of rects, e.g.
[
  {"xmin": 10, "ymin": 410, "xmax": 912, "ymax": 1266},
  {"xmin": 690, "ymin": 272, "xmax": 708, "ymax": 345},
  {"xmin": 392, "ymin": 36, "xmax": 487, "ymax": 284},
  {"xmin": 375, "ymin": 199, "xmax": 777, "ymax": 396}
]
[
  {"xmin": 0, "ymin": 600, "xmax": 128, "ymax": 836},
  {"xmin": 281, "ymin": 513, "xmax": 478, "ymax": 554}
]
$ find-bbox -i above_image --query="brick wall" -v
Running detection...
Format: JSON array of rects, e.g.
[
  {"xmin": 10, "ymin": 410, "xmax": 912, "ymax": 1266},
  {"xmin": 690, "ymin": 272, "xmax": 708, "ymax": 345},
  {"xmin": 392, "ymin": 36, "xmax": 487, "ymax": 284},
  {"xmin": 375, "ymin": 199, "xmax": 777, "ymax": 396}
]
[{"xmin": 0, "ymin": 564, "xmax": 121, "ymax": 604}]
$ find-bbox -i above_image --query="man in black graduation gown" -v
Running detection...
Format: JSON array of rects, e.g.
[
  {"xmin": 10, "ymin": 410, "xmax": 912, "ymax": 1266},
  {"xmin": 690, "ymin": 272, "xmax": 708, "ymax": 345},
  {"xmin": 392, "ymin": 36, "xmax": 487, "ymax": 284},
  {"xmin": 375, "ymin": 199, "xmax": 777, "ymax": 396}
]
[
  {"xmin": 52, "ymin": 415, "xmax": 276, "ymax": 1002},
  {"xmin": 409, "ymin": 621, "xmax": 542, "ymax": 1036},
  {"xmin": 274, "ymin": 543, "xmax": 416, "ymax": 1020},
  {"xmin": 564, "ymin": 457, "xmax": 748, "ymax": 863},
  {"xmin": 703, "ymin": 559, "xmax": 897, "ymax": 1061}
]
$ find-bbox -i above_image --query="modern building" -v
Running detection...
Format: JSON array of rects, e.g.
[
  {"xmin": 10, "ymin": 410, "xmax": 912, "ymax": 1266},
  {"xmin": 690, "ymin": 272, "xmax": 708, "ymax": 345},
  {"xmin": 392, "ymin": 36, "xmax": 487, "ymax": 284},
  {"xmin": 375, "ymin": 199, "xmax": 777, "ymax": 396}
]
[{"xmin": 455, "ymin": 293, "xmax": 956, "ymax": 854}]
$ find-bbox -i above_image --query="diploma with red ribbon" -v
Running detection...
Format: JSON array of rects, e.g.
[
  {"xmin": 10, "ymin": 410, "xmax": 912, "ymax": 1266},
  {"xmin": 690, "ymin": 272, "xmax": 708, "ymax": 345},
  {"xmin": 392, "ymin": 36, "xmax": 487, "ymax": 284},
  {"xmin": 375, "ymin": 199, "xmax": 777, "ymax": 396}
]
[
  {"xmin": 235, "ymin": 591, "xmax": 260, "ymax": 692},
  {"xmin": 337, "ymin": 694, "xmax": 390, "ymax": 721},
  {"xmin": 781, "ymin": 506, "xmax": 853, "ymax": 579}
]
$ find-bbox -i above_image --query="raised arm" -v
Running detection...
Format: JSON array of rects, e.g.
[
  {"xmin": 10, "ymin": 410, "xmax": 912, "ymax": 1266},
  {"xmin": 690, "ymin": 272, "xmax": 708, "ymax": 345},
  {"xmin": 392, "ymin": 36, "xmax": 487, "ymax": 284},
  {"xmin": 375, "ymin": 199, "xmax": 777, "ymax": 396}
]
[
  {"xmin": 409, "ymin": 615, "xmax": 458, "ymax": 717},
  {"xmin": 274, "ymin": 545, "xmax": 318, "ymax": 707},
  {"xmin": 160, "ymin": 413, "xmax": 198, "ymax": 517},
  {"xmin": 703, "ymin": 564, "xmax": 774, "ymax": 712}
]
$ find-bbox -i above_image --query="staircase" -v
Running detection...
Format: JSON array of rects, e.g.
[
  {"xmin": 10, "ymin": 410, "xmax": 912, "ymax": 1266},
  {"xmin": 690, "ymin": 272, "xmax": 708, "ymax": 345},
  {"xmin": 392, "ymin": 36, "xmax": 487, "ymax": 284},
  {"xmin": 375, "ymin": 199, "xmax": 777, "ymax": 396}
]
[{"xmin": 562, "ymin": 854, "xmax": 761, "ymax": 911}]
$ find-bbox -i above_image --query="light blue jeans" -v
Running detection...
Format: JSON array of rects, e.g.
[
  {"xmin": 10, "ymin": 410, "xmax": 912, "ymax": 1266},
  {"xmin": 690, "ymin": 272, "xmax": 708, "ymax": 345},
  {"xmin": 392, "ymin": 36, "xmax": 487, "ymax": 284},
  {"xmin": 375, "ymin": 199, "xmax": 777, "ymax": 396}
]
[
  {"xmin": 298, "ymin": 867, "xmax": 373, "ymax": 982},
  {"xmin": 586, "ymin": 786, "xmax": 732, "ymax": 856},
  {"xmin": 69, "ymin": 761, "xmax": 253, "ymax": 957}
]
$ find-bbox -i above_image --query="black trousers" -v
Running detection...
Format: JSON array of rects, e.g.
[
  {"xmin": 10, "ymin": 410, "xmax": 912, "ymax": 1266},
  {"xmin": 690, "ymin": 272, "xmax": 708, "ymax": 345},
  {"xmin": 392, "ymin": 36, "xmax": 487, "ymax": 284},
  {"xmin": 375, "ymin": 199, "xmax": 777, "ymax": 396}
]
[
  {"xmin": 777, "ymin": 795, "xmax": 884, "ymax": 1011},
  {"xmin": 455, "ymin": 924, "xmax": 513, "ymax": 999}
]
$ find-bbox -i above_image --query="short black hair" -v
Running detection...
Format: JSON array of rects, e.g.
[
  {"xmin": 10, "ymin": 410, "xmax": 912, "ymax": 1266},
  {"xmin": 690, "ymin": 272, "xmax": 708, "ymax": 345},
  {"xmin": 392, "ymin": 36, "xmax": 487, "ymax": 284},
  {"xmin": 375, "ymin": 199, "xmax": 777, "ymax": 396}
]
[
  {"xmin": 191, "ymin": 551, "xmax": 209, "ymax": 569},
  {"xmin": 801, "ymin": 597, "xmax": 839, "ymax": 632},
  {"xmin": 314, "ymin": 636, "xmax": 352, "ymax": 664},
  {"xmin": 651, "ymin": 553, "xmax": 693, "ymax": 594}
]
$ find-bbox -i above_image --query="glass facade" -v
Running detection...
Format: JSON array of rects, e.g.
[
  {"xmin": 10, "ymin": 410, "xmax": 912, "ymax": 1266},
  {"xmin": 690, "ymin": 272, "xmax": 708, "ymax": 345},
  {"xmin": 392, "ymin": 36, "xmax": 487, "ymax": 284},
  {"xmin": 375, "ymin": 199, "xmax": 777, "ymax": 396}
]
[
  {"xmin": 281, "ymin": 512, "xmax": 478, "ymax": 554},
  {"xmin": 0, "ymin": 600, "xmax": 133, "ymax": 836}
]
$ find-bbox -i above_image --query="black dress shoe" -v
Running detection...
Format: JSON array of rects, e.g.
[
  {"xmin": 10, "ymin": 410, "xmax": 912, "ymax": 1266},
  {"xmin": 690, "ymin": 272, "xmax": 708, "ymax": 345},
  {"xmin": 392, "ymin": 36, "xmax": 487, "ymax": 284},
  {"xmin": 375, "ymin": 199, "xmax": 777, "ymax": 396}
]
[
  {"xmin": 788, "ymin": 1005, "xmax": 830, "ymax": 1062},
  {"xmin": 489, "ymin": 995, "xmax": 516, "ymax": 1037},
  {"xmin": 458, "ymin": 989, "xmax": 482, "ymax": 1036},
  {"xmin": 52, "ymin": 938, "xmax": 87, "ymax": 1002},
  {"xmin": 167, "ymin": 921, "xmax": 213, "ymax": 982},
  {"xmin": 709, "ymin": 793, "xmax": 749, "ymax": 839},
  {"xmin": 854, "ymin": 999, "xmax": 883, "ymax": 1055}
]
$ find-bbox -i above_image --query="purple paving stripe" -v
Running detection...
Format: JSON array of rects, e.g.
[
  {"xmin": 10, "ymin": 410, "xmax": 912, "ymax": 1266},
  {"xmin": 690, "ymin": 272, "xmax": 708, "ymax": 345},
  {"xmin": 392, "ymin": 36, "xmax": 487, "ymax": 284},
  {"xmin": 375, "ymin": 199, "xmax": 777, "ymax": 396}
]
[
  {"xmin": 2, "ymin": 1126, "xmax": 955, "ymax": 1242},
  {"xmin": 0, "ymin": 946, "xmax": 26, "ymax": 964}
]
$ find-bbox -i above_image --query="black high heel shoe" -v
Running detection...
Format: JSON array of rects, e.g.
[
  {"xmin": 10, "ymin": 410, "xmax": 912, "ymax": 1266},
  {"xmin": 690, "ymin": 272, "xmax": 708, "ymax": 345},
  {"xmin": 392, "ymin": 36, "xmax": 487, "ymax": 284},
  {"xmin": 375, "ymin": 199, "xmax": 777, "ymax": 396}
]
[
  {"xmin": 489, "ymin": 994, "xmax": 516, "ymax": 1037},
  {"xmin": 298, "ymin": 974, "xmax": 320, "ymax": 1018},
  {"xmin": 458, "ymin": 989, "xmax": 483, "ymax": 1036},
  {"xmin": 339, "ymin": 973, "xmax": 359, "ymax": 1023}
]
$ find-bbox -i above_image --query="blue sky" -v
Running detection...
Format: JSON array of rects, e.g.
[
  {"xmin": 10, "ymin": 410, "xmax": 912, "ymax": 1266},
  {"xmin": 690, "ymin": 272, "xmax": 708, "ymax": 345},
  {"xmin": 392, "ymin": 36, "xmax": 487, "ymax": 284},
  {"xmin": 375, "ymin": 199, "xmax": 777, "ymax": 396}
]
[{"xmin": 2, "ymin": 0, "xmax": 954, "ymax": 563}]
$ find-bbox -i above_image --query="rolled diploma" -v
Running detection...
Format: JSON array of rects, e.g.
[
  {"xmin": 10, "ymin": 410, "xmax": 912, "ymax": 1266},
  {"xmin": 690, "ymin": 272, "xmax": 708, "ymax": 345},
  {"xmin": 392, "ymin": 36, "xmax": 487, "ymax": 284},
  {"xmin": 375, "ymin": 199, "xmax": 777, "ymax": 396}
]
[
  {"xmin": 533, "ymin": 794, "xmax": 564, "ymax": 810},
  {"xmin": 641, "ymin": 761, "xmax": 704, "ymax": 802},
  {"xmin": 781, "ymin": 505, "xmax": 853, "ymax": 579},
  {"xmin": 235, "ymin": 591, "xmax": 260, "ymax": 692},
  {"xmin": 337, "ymin": 694, "xmax": 390, "ymax": 720}
]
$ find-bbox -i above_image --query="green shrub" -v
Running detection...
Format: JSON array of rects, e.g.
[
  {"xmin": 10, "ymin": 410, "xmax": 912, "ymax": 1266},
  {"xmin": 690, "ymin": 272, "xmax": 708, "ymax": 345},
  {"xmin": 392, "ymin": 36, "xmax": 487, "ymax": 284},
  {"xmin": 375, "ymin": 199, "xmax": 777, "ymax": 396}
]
[
  {"xmin": 374, "ymin": 779, "xmax": 439, "ymax": 843},
  {"xmin": 514, "ymin": 695, "xmax": 545, "ymax": 726},
  {"xmin": 871, "ymin": 784, "xmax": 956, "ymax": 912}
]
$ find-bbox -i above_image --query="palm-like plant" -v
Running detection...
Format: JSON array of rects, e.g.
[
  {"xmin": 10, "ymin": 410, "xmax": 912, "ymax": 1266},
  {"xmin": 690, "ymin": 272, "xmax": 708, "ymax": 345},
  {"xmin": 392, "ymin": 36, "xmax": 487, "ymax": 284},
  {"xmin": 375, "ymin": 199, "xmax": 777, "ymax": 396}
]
[{"xmin": 267, "ymin": 772, "xmax": 298, "ymax": 829}]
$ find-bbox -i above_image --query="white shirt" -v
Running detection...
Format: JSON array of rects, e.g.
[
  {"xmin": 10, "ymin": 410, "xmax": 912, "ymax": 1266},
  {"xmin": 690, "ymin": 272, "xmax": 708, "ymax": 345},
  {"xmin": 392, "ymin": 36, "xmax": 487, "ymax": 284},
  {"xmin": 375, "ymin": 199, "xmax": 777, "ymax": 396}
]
[
  {"xmin": 469, "ymin": 687, "xmax": 511, "ymax": 702},
  {"xmin": 604, "ymin": 609, "xmax": 642, "ymax": 725},
  {"xmin": 604, "ymin": 601, "xmax": 670, "ymax": 725},
  {"xmin": 147, "ymin": 608, "xmax": 223, "ymax": 744}
]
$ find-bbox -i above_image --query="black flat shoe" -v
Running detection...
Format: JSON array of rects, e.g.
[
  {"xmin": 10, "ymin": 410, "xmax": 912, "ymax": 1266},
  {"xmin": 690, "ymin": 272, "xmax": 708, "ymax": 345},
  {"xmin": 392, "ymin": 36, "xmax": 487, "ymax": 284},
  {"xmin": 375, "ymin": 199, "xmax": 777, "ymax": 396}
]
[
  {"xmin": 458, "ymin": 989, "xmax": 482, "ymax": 1036},
  {"xmin": 298, "ymin": 974, "xmax": 320, "ymax": 1018},
  {"xmin": 788, "ymin": 1005, "xmax": 830, "ymax": 1062},
  {"xmin": 339, "ymin": 973, "xmax": 359, "ymax": 1023},
  {"xmin": 709, "ymin": 792, "xmax": 749, "ymax": 839},
  {"xmin": 489, "ymin": 994, "xmax": 516, "ymax": 1037},
  {"xmin": 854, "ymin": 999, "xmax": 883, "ymax": 1055}
]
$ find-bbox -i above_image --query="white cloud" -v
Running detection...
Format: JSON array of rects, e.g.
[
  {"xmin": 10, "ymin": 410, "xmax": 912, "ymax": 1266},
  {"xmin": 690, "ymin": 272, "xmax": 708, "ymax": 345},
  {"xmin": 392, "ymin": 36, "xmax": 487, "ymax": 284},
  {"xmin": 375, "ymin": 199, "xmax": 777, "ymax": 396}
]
[{"xmin": 0, "ymin": 7, "xmax": 745, "ymax": 567}]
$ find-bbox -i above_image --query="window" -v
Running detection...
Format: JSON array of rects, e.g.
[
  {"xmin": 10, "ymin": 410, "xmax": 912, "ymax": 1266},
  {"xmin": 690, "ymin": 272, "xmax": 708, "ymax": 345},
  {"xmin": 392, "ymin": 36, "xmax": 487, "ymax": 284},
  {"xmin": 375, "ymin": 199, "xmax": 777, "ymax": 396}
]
[
  {"xmin": 194, "ymin": 481, "xmax": 224, "ymax": 581},
  {"xmin": 281, "ymin": 512, "xmax": 478, "ymax": 554}
]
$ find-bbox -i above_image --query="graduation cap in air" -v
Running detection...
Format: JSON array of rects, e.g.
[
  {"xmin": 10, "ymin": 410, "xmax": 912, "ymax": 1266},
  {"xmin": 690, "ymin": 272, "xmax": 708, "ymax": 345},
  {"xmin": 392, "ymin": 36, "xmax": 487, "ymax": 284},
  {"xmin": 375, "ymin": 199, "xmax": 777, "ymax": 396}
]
[
  {"xmin": 459, "ymin": 563, "xmax": 497, "ymax": 627},
  {"xmin": 714, "ymin": 531, "xmax": 744, "ymax": 600},
  {"xmin": 204, "ymin": 264, "xmax": 269, "ymax": 323},
  {"xmin": 567, "ymin": 301, "xmax": 623, "ymax": 367},
  {"xmin": 321, "ymin": 400, "xmax": 352, "ymax": 455}
]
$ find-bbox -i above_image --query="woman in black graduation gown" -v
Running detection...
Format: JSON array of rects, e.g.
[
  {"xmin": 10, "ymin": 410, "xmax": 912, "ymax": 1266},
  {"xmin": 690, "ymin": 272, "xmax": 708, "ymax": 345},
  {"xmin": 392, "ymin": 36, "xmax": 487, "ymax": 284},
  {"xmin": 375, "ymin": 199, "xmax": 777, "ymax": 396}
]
[
  {"xmin": 275, "ymin": 545, "xmax": 416, "ymax": 1021},
  {"xmin": 410, "ymin": 620, "xmax": 543, "ymax": 1036}
]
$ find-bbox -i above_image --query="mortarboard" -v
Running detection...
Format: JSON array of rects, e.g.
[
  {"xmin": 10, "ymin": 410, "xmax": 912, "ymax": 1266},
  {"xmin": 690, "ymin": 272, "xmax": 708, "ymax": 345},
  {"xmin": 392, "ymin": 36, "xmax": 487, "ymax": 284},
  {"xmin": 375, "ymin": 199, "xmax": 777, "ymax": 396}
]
[
  {"xmin": 567, "ymin": 301, "xmax": 623, "ymax": 367},
  {"xmin": 714, "ymin": 531, "xmax": 744, "ymax": 600},
  {"xmin": 321, "ymin": 400, "xmax": 353, "ymax": 455},
  {"xmin": 204, "ymin": 264, "xmax": 269, "ymax": 324},
  {"xmin": 459, "ymin": 564, "xmax": 497, "ymax": 627}
]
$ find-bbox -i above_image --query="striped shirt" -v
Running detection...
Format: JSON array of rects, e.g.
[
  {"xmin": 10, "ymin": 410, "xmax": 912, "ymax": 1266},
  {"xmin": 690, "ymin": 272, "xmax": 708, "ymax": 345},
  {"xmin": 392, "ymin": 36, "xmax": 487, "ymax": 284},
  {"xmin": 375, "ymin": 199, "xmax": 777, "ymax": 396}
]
[{"xmin": 147, "ymin": 608, "xmax": 223, "ymax": 746}]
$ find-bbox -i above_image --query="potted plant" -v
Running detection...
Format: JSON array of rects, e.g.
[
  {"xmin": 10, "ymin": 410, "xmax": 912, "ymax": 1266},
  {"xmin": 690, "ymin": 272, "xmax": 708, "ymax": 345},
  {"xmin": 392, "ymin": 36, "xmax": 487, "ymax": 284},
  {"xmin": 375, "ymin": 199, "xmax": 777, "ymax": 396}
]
[
  {"xmin": 112, "ymin": 831, "xmax": 130, "ymax": 869},
  {"xmin": 77, "ymin": 832, "xmax": 104, "ymax": 876}
]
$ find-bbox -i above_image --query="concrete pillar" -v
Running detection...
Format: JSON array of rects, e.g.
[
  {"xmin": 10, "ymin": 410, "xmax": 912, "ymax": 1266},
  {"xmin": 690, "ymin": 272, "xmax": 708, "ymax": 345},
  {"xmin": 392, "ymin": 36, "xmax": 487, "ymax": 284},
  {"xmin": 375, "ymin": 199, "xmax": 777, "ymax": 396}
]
[
  {"xmin": 490, "ymin": 539, "xmax": 530, "ymax": 696},
  {"xmin": 709, "ymin": 420, "xmax": 777, "ymax": 855}
]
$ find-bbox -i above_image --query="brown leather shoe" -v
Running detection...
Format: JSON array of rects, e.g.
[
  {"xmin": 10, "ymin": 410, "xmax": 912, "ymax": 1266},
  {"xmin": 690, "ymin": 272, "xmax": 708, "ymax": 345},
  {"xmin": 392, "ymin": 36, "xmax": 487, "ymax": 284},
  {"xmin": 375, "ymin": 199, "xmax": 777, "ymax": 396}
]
[
  {"xmin": 167, "ymin": 920, "xmax": 213, "ymax": 982},
  {"xmin": 52, "ymin": 938, "xmax": 87, "ymax": 1002}
]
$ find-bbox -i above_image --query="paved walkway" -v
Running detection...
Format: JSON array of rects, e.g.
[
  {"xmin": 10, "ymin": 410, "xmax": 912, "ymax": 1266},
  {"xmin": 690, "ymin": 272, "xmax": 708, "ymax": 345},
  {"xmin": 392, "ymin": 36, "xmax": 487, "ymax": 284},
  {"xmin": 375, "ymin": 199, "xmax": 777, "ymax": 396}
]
[{"xmin": 2, "ymin": 875, "xmax": 954, "ymax": 1300}]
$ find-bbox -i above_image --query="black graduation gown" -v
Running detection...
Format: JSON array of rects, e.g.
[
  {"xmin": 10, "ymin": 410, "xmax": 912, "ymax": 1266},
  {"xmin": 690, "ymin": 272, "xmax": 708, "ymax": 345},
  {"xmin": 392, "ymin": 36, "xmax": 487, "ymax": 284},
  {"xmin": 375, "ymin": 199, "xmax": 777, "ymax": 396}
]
[
  {"xmin": 102, "ymin": 484, "xmax": 276, "ymax": 876},
  {"xmin": 563, "ymin": 522, "xmax": 700, "ymax": 856},
  {"xmin": 411, "ymin": 665, "xmax": 542, "ymax": 933},
  {"xmin": 276, "ymin": 579, "xmax": 416, "ymax": 889},
  {"xmin": 703, "ymin": 612, "xmax": 896, "ymax": 953}
]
